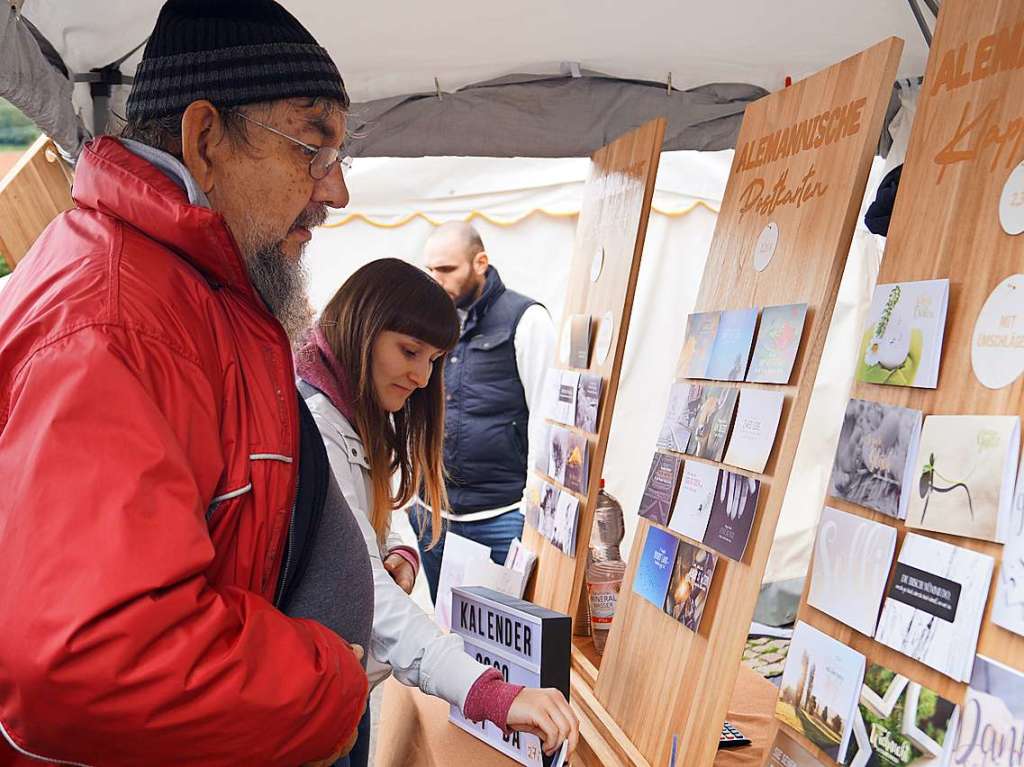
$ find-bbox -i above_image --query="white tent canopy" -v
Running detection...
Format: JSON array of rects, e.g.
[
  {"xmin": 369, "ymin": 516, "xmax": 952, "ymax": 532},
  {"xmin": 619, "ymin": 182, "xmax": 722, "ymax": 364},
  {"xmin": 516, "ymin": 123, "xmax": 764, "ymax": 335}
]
[
  {"xmin": 23, "ymin": 0, "xmax": 929, "ymax": 102},
  {"xmin": 8, "ymin": 0, "xmax": 931, "ymax": 156}
]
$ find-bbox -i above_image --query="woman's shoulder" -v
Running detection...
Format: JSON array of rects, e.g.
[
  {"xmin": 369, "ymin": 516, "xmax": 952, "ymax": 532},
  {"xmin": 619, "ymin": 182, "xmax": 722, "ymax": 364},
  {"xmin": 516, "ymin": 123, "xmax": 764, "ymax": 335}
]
[{"xmin": 302, "ymin": 385, "xmax": 361, "ymax": 440}]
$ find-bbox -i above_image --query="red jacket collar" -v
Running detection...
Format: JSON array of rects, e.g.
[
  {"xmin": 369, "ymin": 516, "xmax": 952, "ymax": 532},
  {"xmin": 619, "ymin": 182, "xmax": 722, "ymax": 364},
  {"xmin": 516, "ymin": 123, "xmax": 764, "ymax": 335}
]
[{"xmin": 72, "ymin": 137, "xmax": 255, "ymax": 297}]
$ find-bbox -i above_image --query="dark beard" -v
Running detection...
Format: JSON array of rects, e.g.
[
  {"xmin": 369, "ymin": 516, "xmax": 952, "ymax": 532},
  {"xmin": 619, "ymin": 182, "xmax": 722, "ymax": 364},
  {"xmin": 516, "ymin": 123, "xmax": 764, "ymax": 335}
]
[{"xmin": 238, "ymin": 205, "xmax": 327, "ymax": 344}]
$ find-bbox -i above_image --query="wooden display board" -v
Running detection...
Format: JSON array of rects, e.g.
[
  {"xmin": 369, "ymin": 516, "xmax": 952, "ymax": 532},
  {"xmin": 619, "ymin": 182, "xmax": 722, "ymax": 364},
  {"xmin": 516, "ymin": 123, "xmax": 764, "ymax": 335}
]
[
  {"xmin": 785, "ymin": 0, "xmax": 1024, "ymax": 761},
  {"xmin": 590, "ymin": 39, "xmax": 903, "ymax": 767},
  {"xmin": 0, "ymin": 135, "xmax": 73, "ymax": 269},
  {"xmin": 523, "ymin": 118, "xmax": 666, "ymax": 616}
]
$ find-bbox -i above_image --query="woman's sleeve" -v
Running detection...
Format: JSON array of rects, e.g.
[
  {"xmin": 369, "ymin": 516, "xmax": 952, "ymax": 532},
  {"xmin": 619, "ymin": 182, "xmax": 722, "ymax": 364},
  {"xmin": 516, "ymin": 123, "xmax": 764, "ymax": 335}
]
[{"xmin": 311, "ymin": 409, "xmax": 490, "ymax": 711}]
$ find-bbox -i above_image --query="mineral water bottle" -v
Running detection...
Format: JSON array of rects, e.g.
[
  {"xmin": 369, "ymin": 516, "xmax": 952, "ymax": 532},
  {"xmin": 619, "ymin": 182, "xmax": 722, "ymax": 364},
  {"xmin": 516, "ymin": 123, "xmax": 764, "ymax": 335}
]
[{"xmin": 585, "ymin": 481, "xmax": 626, "ymax": 654}]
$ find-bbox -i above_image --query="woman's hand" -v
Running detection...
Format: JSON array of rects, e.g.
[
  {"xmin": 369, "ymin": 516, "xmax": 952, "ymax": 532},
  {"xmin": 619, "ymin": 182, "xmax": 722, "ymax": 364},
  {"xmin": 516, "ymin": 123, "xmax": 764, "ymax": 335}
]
[
  {"xmin": 383, "ymin": 553, "xmax": 416, "ymax": 594},
  {"xmin": 506, "ymin": 688, "xmax": 579, "ymax": 758}
]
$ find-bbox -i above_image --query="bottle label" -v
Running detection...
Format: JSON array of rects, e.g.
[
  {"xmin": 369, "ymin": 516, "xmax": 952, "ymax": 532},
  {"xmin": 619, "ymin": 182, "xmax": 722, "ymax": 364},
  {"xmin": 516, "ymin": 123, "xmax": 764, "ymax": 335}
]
[{"xmin": 587, "ymin": 579, "xmax": 621, "ymax": 627}]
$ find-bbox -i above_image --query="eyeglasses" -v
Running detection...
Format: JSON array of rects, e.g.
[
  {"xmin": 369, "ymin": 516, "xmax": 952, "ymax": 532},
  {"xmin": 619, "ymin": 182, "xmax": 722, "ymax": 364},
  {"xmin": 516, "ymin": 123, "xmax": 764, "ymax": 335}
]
[{"xmin": 230, "ymin": 110, "xmax": 352, "ymax": 180}]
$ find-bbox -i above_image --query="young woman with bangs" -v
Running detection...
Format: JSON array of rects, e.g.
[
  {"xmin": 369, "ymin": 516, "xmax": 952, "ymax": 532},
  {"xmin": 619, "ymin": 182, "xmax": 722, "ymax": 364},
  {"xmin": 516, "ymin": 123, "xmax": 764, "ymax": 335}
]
[{"xmin": 294, "ymin": 258, "xmax": 577, "ymax": 767}]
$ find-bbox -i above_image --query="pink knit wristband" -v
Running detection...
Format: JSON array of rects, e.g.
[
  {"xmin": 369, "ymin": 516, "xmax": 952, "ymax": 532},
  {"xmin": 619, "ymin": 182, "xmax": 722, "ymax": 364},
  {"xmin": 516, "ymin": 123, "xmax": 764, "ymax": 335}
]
[
  {"xmin": 462, "ymin": 668, "xmax": 524, "ymax": 734},
  {"xmin": 386, "ymin": 545, "xmax": 420, "ymax": 576}
]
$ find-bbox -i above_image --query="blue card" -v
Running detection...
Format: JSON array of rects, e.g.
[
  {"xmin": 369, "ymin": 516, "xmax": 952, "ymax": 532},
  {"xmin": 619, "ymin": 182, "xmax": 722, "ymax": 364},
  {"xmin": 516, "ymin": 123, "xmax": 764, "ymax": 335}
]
[
  {"xmin": 706, "ymin": 308, "xmax": 759, "ymax": 381},
  {"xmin": 632, "ymin": 525, "xmax": 680, "ymax": 608}
]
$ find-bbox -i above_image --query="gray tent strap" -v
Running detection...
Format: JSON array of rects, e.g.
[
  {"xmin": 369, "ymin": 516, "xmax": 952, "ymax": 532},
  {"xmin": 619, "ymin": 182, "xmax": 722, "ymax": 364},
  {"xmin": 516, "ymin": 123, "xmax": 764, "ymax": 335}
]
[{"xmin": 345, "ymin": 73, "xmax": 767, "ymax": 158}]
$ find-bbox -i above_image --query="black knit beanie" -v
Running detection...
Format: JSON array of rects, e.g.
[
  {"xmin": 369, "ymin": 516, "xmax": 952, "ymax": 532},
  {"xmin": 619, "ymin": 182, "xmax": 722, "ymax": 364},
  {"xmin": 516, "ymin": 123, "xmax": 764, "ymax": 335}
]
[{"xmin": 126, "ymin": 0, "xmax": 348, "ymax": 122}]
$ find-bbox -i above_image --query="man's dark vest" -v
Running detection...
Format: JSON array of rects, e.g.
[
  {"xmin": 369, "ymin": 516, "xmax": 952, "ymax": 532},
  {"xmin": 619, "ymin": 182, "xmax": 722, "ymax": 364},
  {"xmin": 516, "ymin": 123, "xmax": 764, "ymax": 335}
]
[{"xmin": 444, "ymin": 267, "xmax": 538, "ymax": 514}]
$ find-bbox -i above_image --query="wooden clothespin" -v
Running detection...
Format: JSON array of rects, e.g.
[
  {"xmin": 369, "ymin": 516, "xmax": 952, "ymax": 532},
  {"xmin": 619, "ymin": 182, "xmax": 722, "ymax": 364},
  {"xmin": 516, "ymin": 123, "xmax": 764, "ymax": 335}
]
[
  {"xmin": 667, "ymin": 72, "xmax": 673, "ymax": 96},
  {"xmin": 434, "ymin": 77, "xmax": 443, "ymax": 101}
]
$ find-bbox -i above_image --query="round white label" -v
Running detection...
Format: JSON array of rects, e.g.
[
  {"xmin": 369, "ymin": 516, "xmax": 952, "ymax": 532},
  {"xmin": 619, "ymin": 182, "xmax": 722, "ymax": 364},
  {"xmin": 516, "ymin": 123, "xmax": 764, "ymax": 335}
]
[
  {"xmin": 999, "ymin": 162, "xmax": 1024, "ymax": 235},
  {"xmin": 590, "ymin": 247, "xmax": 605, "ymax": 283},
  {"xmin": 972, "ymin": 274, "xmax": 1024, "ymax": 389},
  {"xmin": 594, "ymin": 311, "xmax": 615, "ymax": 365},
  {"xmin": 559, "ymin": 317, "xmax": 572, "ymax": 365},
  {"xmin": 753, "ymin": 222, "xmax": 779, "ymax": 272}
]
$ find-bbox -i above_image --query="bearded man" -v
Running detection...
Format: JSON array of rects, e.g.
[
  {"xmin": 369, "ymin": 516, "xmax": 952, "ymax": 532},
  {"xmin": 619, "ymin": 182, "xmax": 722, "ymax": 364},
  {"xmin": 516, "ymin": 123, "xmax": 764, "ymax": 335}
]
[{"xmin": 0, "ymin": 1, "xmax": 371, "ymax": 765}]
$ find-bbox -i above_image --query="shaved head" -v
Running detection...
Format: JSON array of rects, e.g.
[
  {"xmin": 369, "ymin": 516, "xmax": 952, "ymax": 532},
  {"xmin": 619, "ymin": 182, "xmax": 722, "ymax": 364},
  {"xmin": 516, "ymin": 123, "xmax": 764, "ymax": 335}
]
[
  {"xmin": 425, "ymin": 221, "xmax": 485, "ymax": 263},
  {"xmin": 423, "ymin": 221, "xmax": 489, "ymax": 308}
]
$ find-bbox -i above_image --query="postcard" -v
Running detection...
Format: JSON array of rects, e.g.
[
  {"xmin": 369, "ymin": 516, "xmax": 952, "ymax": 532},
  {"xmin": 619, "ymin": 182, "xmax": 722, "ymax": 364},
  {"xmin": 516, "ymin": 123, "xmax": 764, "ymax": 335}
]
[
  {"xmin": 953, "ymin": 655, "xmax": 1024, "ymax": 767},
  {"xmin": 563, "ymin": 430, "xmax": 590, "ymax": 494},
  {"xmin": 669, "ymin": 460, "xmax": 720, "ymax": 543},
  {"xmin": 769, "ymin": 730, "xmax": 825, "ymax": 767},
  {"xmin": 855, "ymin": 279, "xmax": 949, "ymax": 389},
  {"xmin": 537, "ymin": 481, "xmax": 560, "ymax": 540},
  {"xmin": 706, "ymin": 308, "xmax": 759, "ymax": 381},
  {"xmin": 874, "ymin": 533, "xmax": 994, "ymax": 682},
  {"xmin": 548, "ymin": 492, "xmax": 580, "ymax": 557},
  {"xmin": 842, "ymin": 662, "xmax": 958, "ymax": 767},
  {"xmin": 680, "ymin": 311, "xmax": 721, "ymax": 379},
  {"xmin": 552, "ymin": 370, "xmax": 580, "ymax": 426},
  {"xmin": 687, "ymin": 385, "xmax": 738, "ymax": 462},
  {"xmin": 656, "ymin": 382, "xmax": 701, "ymax": 453},
  {"xmin": 807, "ymin": 507, "xmax": 897, "ymax": 637},
  {"xmin": 776, "ymin": 621, "xmax": 865, "ymax": 762},
  {"xmin": 905, "ymin": 414, "xmax": 1020, "ymax": 543},
  {"xmin": 632, "ymin": 525, "xmax": 680, "ymax": 609},
  {"xmin": 992, "ymin": 458, "xmax": 1024, "ymax": 637},
  {"xmin": 829, "ymin": 399, "xmax": 923, "ymax": 520},
  {"xmin": 547, "ymin": 427, "xmax": 570, "ymax": 485},
  {"xmin": 523, "ymin": 474, "xmax": 544, "ymax": 530},
  {"xmin": 723, "ymin": 388, "xmax": 785, "ymax": 474},
  {"xmin": 569, "ymin": 313, "xmax": 592, "ymax": 369},
  {"xmin": 703, "ymin": 470, "xmax": 760, "ymax": 561},
  {"xmin": 575, "ymin": 373, "xmax": 602, "ymax": 433},
  {"xmin": 663, "ymin": 540, "xmax": 718, "ymax": 632},
  {"xmin": 638, "ymin": 452, "xmax": 684, "ymax": 526},
  {"xmin": 747, "ymin": 303, "xmax": 809, "ymax": 384}
]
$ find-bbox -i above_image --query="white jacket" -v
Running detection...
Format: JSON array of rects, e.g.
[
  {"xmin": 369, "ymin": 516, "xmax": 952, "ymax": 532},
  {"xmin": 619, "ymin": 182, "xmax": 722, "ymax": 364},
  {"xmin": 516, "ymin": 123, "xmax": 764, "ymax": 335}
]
[{"xmin": 304, "ymin": 388, "xmax": 489, "ymax": 711}]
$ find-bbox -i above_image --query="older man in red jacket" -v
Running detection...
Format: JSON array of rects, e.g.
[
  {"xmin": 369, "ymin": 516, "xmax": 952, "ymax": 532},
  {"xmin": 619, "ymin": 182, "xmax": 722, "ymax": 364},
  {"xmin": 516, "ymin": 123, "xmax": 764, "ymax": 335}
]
[{"xmin": 0, "ymin": 1, "xmax": 370, "ymax": 765}]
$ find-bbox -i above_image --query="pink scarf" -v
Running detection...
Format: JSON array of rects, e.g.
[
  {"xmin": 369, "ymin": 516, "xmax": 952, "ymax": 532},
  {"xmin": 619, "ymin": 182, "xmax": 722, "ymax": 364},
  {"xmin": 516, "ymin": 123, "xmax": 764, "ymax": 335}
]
[{"xmin": 295, "ymin": 327, "xmax": 357, "ymax": 422}]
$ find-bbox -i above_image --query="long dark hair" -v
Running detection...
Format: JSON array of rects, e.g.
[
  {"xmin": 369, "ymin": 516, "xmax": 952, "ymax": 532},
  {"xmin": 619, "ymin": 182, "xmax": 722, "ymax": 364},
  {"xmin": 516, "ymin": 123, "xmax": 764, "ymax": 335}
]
[{"xmin": 319, "ymin": 258, "xmax": 459, "ymax": 545}]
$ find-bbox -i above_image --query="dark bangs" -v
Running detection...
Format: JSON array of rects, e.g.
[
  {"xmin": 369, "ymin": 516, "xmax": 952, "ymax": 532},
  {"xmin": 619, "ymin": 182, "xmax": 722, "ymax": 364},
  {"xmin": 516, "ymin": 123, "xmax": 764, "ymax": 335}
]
[{"xmin": 383, "ymin": 261, "xmax": 460, "ymax": 352}]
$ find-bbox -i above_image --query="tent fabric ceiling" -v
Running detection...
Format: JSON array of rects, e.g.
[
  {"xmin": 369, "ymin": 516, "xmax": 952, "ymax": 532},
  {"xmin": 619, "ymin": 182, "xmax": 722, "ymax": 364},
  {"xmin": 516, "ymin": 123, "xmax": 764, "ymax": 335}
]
[
  {"xmin": 22, "ymin": 0, "xmax": 929, "ymax": 106},
  {"xmin": 11, "ymin": 1, "xmax": 929, "ymax": 158}
]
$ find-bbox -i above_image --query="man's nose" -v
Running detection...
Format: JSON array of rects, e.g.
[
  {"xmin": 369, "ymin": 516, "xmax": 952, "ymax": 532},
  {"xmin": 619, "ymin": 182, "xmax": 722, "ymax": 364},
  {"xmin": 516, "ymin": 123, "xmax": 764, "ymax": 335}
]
[{"xmin": 313, "ymin": 162, "xmax": 349, "ymax": 209}]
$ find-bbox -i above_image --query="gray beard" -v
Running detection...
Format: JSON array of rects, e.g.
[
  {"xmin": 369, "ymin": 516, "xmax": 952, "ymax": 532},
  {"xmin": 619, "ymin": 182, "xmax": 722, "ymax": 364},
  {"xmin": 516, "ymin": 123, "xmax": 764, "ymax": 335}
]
[
  {"xmin": 237, "ymin": 207, "xmax": 323, "ymax": 345},
  {"xmin": 243, "ymin": 242, "xmax": 313, "ymax": 345}
]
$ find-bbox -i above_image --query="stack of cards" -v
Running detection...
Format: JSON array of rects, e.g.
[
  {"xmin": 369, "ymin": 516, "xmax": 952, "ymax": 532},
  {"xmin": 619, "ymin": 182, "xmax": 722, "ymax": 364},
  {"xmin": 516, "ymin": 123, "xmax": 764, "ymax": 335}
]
[
  {"xmin": 829, "ymin": 399, "xmax": 923, "ymax": 520},
  {"xmin": 776, "ymin": 621, "xmax": 866, "ymax": 762},
  {"xmin": 843, "ymin": 663, "xmax": 959, "ymax": 767},
  {"xmin": 874, "ymin": 533, "xmax": 993, "ymax": 682},
  {"xmin": 638, "ymin": 452, "xmax": 684, "ymax": 526},
  {"xmin": 747, "ymin": 303, "xmax": 808, "ymax": 384},
  {"xmin": 856, "ymin": 279, "xmax": 949, "ymax": 389},
  {"xmin": 703, "ymin": 470, "xmax": 761, "ymax": 561},
  {"xmin": 905, "ymin": 414, "xmax": 1020, "ymax": 543},
  {"xmin": 807, "ymin": 507, "xmax": 897, "ymax": 637}
]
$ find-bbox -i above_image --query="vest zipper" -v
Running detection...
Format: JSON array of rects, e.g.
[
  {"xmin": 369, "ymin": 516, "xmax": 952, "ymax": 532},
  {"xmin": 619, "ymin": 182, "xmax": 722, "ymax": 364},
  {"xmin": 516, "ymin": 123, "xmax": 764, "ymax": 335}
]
[{"xmin": 274, "ymin": 470, "xmax": 301, "ymax": 607}]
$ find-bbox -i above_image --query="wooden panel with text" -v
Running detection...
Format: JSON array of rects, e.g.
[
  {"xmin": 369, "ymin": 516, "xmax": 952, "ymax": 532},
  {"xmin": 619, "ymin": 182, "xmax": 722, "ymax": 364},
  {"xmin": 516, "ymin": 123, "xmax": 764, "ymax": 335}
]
[
  {"xmin": 0, "ymin": 135, "xmax": 73, "ymax": 269},
  {"xmin": 593, "ymin": 39, "xmax": 903, "ymax": 767},
  {"xmin": 786, "ymin": 0, "xmax": 1024, "ymax": 762},
  {"xmin": 523, "ymin": 119, "xmax": 666, "ymax": 616}
]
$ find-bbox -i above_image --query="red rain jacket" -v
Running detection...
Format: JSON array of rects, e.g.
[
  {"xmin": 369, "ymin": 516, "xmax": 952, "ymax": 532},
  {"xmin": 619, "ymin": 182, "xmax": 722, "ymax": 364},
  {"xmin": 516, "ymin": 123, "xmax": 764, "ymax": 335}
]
[{"xmin": 0, "ymin": 137, "xmax": 367, "ymax": 766}]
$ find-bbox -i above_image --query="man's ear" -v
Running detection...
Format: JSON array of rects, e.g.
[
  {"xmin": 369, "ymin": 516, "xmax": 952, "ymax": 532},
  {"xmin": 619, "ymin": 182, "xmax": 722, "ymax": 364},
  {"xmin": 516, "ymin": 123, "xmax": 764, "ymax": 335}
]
[
  {"xmin": 473, "ymin": 250, "xmax": 489, "ymax": 275},
  {"xmin": 180, "ymin": 100, "xmax": 226, "ymax": 194}
]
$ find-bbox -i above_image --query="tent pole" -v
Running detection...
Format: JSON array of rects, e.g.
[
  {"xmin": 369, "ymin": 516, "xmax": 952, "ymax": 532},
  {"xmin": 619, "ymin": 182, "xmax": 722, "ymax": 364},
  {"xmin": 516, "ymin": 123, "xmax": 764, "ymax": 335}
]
[{"xmin": 905, "ymin": 0, "xmax": 933, "ymax": 45}]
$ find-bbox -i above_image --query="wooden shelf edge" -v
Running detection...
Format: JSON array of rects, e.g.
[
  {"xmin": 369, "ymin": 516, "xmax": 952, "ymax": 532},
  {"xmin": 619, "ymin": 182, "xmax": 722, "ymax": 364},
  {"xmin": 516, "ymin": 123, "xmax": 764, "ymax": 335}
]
[
  {"xmin": 571, "ymin": 669, "xmax": 651, "ymax": 767},
  {"xmin": 570, "ymin": 635, "xmax": 601, "ymax": 688}
]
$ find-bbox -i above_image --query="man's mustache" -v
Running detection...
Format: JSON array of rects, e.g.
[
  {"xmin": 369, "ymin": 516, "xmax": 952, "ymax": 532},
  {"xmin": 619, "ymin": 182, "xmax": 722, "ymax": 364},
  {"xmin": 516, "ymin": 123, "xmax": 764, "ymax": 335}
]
[{"xmin": 293, "ymin": 205, "xmax": 328, "ymax": 231}]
